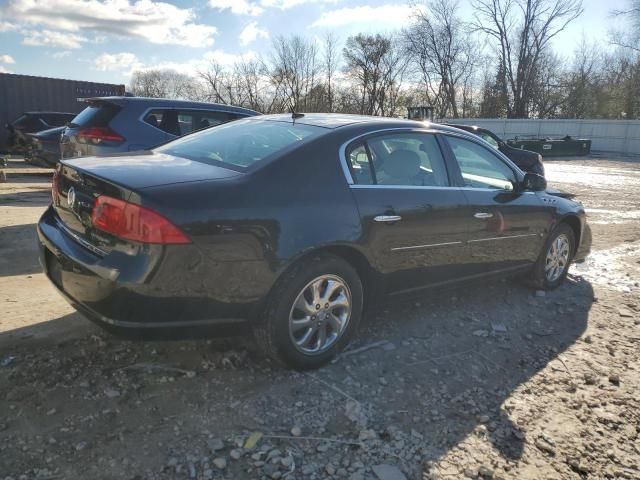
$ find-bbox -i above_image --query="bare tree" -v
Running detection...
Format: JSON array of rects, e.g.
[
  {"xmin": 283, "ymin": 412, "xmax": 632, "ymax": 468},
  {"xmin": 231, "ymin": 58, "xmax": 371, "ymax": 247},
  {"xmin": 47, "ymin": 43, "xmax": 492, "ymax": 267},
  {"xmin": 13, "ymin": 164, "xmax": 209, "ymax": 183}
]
[
  {"xmin": 404, "ymin": 0, "xmax": 478, "ymax": 118},
  {"xmin": 611, "ymin": 0, "xmax": 640, "ymax": 53},
  {"xmin": 323, "ymin": 32, "xmax": 340, "ymax": 112},
  {"xmin": 472, "ymin": 0, "xmax": 583, "ymax": 118},
  {"xmin": 343, "ymin": 33, "xmax": 408, "ymax": 116},
  {"xmin": 269, "ymin": 35, "xmax": 321, "ymax": 112},
  {"xmin": 528, "ymin": 50, "xmax": 567, "ymax": 117},
  {"xmin": 129, "ymin": 69, "xmax": 204, "ymax": 100},
  {"xmin": 562, "ymin": 38, "xmax": 602, "ymax": 118}
]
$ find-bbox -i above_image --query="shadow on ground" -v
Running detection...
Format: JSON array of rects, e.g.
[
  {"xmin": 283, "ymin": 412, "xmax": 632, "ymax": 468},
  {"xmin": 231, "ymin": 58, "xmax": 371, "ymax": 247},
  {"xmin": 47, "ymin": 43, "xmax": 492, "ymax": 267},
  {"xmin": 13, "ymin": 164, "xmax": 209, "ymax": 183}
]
[
  {"xmin": 0, "ymin": 223, "xmax": 43, "ymax": 277},
  {"xmin": 0, "ymin": 273, "xmax": 593, "ymax": 479}
]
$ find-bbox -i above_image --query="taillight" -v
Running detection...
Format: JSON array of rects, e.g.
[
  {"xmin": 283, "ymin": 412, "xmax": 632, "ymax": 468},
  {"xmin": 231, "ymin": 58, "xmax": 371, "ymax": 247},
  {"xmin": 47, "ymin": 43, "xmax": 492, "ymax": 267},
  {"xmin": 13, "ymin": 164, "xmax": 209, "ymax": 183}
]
[
  {"xmin": 76, "ymin": 127, "xmax": 124, "ymax": 145},
  {"xmin": 91, "ymin": 195, "xmax": 190, "ymax": 244},
  {"xmin": 51, "ymin": 170, "xmax": 60, "ymax": 204}
]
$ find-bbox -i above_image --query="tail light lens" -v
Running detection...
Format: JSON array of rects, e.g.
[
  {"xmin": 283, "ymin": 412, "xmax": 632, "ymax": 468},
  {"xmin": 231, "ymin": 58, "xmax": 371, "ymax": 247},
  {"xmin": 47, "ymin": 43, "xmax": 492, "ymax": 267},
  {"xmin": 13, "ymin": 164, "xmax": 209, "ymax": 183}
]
[
  {"xmin": 91, "ymin": 195, "xmax": 190, "ymax": 244},
  {"xmin": 51, "ymin": 169, "xmax": 60, "ymax": 204},
  {"xmin": 76, "ymin": 127, "xmax": 124, "ymax": 145}
]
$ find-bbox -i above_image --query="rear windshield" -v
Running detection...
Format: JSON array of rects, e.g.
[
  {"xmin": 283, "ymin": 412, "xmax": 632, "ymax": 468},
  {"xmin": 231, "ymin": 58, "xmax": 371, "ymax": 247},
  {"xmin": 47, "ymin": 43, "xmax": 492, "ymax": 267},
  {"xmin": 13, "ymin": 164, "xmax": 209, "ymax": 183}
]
[
  {"xmin": 69, "ymin": 102, "xmax": 120, "ymax": 128},
  {"xmin": 155, "ymin": 119, "xmax": 324, "ymax": 170}
]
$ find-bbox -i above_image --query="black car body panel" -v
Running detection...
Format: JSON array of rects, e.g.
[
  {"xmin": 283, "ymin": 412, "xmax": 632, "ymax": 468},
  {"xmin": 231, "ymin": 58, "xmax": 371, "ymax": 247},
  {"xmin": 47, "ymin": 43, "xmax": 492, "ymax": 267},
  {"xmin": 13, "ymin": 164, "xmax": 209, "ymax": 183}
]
[
  {"xmin": 25, "ymin": 126, "xmax": 65, "ymax": 166},
  {"xmin": 38, "ymin": 115, "xmax": 591, "ymax": 334}
]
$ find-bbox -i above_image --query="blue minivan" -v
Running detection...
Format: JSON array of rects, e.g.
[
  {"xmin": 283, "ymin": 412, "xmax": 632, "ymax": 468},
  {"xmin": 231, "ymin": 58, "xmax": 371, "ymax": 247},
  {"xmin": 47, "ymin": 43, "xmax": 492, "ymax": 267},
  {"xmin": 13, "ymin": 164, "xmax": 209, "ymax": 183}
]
[{"xmin": 60, "ymin": 97, "xmax": 259, "ymax": 159}]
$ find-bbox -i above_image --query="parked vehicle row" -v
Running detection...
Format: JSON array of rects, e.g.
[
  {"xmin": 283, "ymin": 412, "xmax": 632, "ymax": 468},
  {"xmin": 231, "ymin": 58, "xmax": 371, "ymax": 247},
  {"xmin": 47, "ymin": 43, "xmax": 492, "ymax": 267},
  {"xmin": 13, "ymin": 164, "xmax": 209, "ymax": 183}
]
[
  {"xmin": 60, "ymin": 97, "xmax": 259, "ymax": 159},
  {"xmin": 38, "ymin": 113, "xmax": 592, "ymax": 369},
  {"xmin": 6, "ymin": 111, "xmax": 75, "ymax": 154},
  {"xmin": 6, "ymin": 97, "xmax": 259, "ymax": 166}
]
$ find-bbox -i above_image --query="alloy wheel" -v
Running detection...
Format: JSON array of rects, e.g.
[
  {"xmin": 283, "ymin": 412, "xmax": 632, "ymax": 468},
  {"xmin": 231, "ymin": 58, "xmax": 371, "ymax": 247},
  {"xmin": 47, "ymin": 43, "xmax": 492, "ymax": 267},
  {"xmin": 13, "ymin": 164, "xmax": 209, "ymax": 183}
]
[
  {"xmin": 545, "ymin": 233, "xmax": 571, "ymax": 282},
  {"xmin": 288, "ymin": 274, "xmax": 352, "ymax": 355}
]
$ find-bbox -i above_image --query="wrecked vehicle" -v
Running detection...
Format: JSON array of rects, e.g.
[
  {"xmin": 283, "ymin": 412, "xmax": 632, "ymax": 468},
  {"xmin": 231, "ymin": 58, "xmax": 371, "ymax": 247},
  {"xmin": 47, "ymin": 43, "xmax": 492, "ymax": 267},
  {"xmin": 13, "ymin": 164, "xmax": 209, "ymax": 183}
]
[{"xmin": 38, "ymin": 114, "xmax": 591, "ymax": 368}]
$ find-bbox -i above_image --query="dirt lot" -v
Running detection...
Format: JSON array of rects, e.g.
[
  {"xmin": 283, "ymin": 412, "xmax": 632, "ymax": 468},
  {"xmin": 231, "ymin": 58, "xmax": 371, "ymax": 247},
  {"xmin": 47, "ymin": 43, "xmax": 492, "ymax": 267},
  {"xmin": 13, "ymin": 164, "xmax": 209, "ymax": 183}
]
[{"xmin": 1, "ymin": 155, "xmax": 639, "ymax": 480}]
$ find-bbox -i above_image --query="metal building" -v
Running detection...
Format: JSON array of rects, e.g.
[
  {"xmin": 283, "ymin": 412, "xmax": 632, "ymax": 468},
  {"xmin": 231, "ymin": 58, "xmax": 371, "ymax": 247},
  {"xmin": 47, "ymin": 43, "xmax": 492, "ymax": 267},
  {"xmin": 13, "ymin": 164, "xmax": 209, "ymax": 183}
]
[{"xmin": 0, "ymin": 73, "xmax": 125, "ymax": 150}]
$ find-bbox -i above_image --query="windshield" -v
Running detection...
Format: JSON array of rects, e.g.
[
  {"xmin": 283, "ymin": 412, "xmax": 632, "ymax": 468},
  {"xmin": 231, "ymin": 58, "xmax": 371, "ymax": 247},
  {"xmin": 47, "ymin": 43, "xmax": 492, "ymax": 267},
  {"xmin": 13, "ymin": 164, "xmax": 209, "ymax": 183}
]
[
  {"xmin": 155, "ymin": 119, "xmax": 324, "ymax": 170},
  {"xmin": 69, "ymin": 102, "xmax": 120, "ymax": 128},
  {"xmin": 478, "ymin": 131, "xmax": 500, "ymax": 149}
]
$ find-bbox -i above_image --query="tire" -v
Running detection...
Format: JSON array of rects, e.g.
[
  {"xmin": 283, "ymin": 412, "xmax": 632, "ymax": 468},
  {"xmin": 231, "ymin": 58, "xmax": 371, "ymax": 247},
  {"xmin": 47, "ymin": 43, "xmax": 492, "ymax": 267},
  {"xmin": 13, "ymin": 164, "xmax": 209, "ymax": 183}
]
[
  {"xmin": 528, "ymin": 223, "xmax": 575, "ymax": 290},
  {"xmin": 254, "ymin": 253, "xmax": 363, "ymax": 369}
]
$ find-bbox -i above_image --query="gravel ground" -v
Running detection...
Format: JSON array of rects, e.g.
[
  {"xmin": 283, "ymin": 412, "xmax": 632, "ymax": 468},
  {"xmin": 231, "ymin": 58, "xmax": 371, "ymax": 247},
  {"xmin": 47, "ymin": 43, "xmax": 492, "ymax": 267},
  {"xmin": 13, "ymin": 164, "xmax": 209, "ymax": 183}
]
[{"xmin": 1, "ymin": 155, "xmax": 639, "ymax": 480}]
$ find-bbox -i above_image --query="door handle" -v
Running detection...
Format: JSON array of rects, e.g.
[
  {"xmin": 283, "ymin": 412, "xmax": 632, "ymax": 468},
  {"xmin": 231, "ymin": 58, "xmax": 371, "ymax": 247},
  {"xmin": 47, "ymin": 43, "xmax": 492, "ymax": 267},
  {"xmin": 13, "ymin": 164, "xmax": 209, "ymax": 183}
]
[
  {"xmin": 474, "ymin": 212, "xmax": 494, "ymax": 219},
  {"xmin": 374, "ymin": 215, "xmax": 402, "ymax": 223}
]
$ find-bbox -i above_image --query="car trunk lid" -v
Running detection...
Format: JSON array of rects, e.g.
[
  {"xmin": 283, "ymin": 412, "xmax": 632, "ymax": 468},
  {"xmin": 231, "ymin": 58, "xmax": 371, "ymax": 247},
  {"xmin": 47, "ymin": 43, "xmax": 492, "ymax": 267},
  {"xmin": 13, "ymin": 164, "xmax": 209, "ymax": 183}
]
[{"xmin": 53, "ymin": 153, "xmax": 240, "ymax": 252}]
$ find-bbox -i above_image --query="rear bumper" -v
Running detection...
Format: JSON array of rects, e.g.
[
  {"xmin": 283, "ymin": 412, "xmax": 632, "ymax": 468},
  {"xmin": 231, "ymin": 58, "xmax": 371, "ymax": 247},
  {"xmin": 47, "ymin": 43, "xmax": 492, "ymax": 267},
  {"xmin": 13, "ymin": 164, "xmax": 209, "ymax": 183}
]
[{"xmin": 37, "ymin": 206, "xmax": 269, "ymax": 336}]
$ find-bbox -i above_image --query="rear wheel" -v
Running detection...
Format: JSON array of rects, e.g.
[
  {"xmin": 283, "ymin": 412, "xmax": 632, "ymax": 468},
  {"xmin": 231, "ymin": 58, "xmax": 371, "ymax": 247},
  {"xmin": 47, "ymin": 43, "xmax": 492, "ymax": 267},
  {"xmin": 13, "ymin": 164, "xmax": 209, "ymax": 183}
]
[
  {"xmin": 254, "ymin": 254, "xmax": 363, "ymax": 369},
  {"xmin": 528, "ymin": 223, "xmax": 575, "ymax": 290}
]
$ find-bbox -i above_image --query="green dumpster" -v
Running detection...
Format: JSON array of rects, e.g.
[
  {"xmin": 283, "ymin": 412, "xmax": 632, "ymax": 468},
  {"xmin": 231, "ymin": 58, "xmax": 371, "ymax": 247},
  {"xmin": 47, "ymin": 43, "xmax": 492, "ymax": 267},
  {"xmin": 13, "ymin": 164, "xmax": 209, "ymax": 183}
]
[{"xmin": 506, "ymin": 136, "xmax": 591, "ymax": 156}]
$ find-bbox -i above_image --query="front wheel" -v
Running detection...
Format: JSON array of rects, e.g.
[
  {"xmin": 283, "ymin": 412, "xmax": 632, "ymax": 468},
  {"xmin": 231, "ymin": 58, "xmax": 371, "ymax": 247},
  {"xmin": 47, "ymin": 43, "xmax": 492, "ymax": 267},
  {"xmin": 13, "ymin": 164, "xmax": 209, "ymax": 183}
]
[
  {"xmin": 254, "ymin": 254, "xmax": 363, "ymax": 369},
  {"xmin": 528, "ymin": 224, "xmax": 575, "ymax": 290}
]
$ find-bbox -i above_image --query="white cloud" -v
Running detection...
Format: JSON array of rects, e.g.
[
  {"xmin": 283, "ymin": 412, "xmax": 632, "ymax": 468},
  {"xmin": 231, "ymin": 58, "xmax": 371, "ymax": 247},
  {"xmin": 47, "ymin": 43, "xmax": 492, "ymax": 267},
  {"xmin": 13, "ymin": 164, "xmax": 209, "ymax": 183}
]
[
  {"xmin": 0, "ymin": 54, "xmax": 15, "ymax": 64},
  {"xmin": 52, "ymin": 50, "xmax": 71, "ymax": 59},
  {"xmin": 209, "ymin": 0, "xmax": 263, "ymax": 16},
  {"xmin": 261, "ymin": 0, "xmax": 339, "ymax": 9},
  {"xmin": 0, "ymin": 21, "xmax": 18, "ymax": 32},
  {"xmin": 1, "ymin": 0, "xmax": 217, "ymax": 47},
  {"xmin": 209, "ymin": 0, "xmax": 338, "ymax": 16},
  {"xmin": 94, "ymin": 52, "xmax": 141, "ymax": 72},
  {"xmin": 22, "ymin": 29, "xmax": 87, "ymax": 49},
  {"xmin": 311, "ymin": 4, "xmax": 417, "ymax": 28},
  {"xmin": 0, "ymin": 65, "xmax": 12, "ymax": 73},
  {"xmin": 239, "ymin": 21, "xmax": 269, "ymax": 46},
  {"xmin": 131, "ymin": 50, "xmax": 257, "ymax": 78}
]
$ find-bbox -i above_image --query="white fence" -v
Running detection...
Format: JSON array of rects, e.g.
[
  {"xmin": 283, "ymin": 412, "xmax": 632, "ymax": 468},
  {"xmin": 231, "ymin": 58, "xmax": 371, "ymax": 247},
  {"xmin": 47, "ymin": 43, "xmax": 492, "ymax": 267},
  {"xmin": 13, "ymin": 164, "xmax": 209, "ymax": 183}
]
[{"xmin": 441, "ymin": 118, "xmax": 640, "ymax": 155}]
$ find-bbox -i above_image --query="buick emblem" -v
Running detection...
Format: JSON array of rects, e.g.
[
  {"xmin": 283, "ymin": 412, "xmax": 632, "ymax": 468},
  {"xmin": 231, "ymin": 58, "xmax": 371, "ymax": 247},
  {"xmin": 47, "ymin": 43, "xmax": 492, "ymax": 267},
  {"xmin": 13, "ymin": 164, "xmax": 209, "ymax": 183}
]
[{"xmin": 67, "ymin": 187, "xmax": 76, "ymax": 208}]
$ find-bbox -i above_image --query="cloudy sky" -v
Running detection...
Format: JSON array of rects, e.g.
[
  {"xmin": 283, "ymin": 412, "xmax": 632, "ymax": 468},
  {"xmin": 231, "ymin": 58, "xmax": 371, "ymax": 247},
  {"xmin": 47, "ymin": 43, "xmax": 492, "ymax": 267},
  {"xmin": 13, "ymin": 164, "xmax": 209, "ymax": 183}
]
[{"xmin": 0, "ymin": 0, "xmax": 629, "ymax": 86}]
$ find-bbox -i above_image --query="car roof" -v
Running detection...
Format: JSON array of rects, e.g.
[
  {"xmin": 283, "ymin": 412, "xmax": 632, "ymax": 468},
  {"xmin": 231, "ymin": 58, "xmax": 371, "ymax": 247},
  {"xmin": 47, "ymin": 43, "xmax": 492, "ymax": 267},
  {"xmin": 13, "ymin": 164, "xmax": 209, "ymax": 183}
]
[
  {"xmin": 252, "ymin": 113, "xmax": 476, "ymax": 135},
  {"xmin": 82, "ymin": 96, "xmax": 260, "ymax": 116},
  {"xmin": 443, "ymin": 123, "xmax": 483, "ymax": 132}
]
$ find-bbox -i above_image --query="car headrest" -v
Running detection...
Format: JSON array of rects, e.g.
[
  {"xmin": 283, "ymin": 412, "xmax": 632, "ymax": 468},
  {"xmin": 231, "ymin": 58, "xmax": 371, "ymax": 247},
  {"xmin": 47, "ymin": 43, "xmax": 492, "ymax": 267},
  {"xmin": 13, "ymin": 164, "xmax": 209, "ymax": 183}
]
[
  {"xmin": 146, "ymin": 114, "xmax": 158, "ymax": 127},
  {"xmin": 383, "ymin": 149, "xmax": 421, "ymax": 179}
]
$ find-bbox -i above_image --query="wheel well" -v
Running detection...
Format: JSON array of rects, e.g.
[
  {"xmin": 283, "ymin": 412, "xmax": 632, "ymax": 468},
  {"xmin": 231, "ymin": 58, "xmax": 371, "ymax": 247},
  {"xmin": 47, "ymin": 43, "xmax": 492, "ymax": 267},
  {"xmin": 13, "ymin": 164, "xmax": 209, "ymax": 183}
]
[
  {"xmin": 560, "ymin": 215, "xmax": 581, "ymax": 252},
  {"xmin": 281, "ymin": 245, "xmax": 378, "ymax": 307}
]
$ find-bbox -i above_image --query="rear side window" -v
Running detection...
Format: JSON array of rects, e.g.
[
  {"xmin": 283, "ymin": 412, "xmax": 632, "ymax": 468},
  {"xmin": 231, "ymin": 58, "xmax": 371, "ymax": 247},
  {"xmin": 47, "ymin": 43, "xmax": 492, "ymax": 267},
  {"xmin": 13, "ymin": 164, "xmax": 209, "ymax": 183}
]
[
  {"xmin": 194, "ymin": 111, "xmax": 232, "ymax": 129},
  {"xmin": 144, "ymin": 109, "xmax": 237, "ymax": 136},
  {"xmin": 351, "ymin": 133, "xmax": 449, "ymax": 187},
  {"xmin": 346, "ymin": 142, "xmax": 375, "ymax": 185},
  {"xmin": 156, "ymin": 119, "xmax": 323, "ymax": 170},
  {"xmin": 70, "ymin": 103, "xmax": 120, "ymax": 128}
]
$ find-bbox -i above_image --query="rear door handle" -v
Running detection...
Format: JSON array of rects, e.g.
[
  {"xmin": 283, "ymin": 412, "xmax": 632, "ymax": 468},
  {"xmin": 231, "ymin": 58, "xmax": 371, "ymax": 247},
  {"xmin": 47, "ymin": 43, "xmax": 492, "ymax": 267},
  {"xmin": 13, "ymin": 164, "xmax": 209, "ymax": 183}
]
[
  {"xmin": 374, "ymin": 215, "xmax": 402, "ymax": 223},
  {"xmin": 474, "ymin": 212, "xmax": 494, "ymax": 219}
]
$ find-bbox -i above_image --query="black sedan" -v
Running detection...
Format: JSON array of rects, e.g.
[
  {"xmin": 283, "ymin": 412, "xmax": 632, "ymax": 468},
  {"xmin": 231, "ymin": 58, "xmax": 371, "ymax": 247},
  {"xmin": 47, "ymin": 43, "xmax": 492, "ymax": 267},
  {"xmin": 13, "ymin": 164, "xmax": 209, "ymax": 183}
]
[
  {"xmin": 444, "ymin": 124, "xmax": 545, "ymax": 176},
  {"xmin": 38, "ymin": 114, "xmax": 591, "ymax": 369}
]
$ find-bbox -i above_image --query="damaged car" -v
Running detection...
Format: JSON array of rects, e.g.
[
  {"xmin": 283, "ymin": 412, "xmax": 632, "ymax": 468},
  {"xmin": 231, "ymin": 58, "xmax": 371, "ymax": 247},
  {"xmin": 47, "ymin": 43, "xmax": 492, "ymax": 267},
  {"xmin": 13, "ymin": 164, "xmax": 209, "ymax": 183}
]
[{"xmin": 38, "ymin": 115, "xmax": 591, "ymax": 369}]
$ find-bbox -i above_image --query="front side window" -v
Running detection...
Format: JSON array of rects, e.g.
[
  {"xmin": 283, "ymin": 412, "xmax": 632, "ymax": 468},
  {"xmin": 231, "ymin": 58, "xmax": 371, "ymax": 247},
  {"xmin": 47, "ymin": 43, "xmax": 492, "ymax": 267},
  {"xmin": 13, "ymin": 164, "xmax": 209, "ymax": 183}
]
[
  {"xmin": 366, "ymin": 133, "xmax": 449, "ymax": 187},
  {"xmin": 446, "ymin": 136, "xmax": 516, "ymax": 190},
  {"xmin": 155, "ymin": 119, "xmax": 323, "ymax": 170}
]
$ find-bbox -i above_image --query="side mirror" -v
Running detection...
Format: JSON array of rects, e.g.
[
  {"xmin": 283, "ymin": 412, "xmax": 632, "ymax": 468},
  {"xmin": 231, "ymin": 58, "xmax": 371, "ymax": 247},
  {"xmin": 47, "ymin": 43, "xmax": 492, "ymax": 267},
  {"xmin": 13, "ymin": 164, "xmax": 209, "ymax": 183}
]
[{"xmin": 522, "ymin": 172, "xmax": 547, "ymax": 192}]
